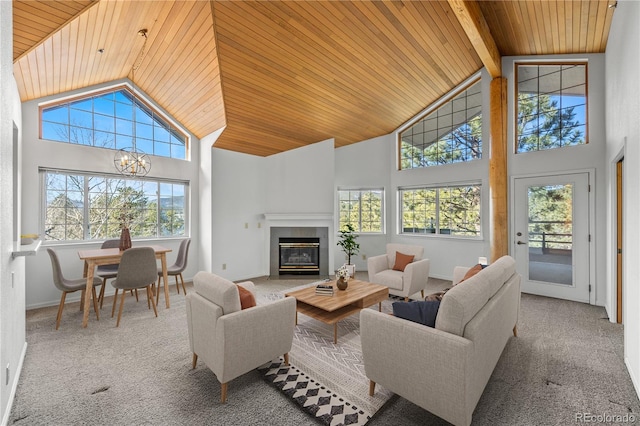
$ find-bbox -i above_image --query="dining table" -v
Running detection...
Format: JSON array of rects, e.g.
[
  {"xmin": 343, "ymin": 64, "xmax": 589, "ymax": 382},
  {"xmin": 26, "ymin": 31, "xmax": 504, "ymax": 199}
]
[{"xmin": 77, "ymin": 244, "xmax": 172, "ymax": 328}]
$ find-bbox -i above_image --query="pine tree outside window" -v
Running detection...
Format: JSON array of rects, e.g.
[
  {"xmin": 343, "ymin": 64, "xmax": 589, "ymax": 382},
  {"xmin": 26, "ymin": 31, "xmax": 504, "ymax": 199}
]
[{"xmin": 399, "ymin": 79, "xmax": 482, "ymax": 170}]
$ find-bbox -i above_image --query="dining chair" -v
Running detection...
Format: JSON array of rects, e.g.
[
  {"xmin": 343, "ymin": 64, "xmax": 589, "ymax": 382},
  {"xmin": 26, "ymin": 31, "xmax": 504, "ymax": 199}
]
[
  {"xmin": 156, "ymin": 238, "xmax": 191, "ymax": 305},
  {"xmin": 96, "ymin": 239, "xmax": 120, "ymax": 308},
  {"xmin": 111, "ymin": 247, "xmax": 159, "ymax": 327},
  {"xmin": 47, "ymin": 248, "xmax": 103, "ymax": 330}
]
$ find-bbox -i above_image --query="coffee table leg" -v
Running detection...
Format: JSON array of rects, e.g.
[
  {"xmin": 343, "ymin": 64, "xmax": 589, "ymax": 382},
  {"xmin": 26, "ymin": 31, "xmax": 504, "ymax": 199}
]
[
  {"xmin": 378, "ymin": 302, "xmax": 381, "ymax": 312},
  {"xmin": 334, "ymin": 323, "xmax": 338, "ymax": 344}
]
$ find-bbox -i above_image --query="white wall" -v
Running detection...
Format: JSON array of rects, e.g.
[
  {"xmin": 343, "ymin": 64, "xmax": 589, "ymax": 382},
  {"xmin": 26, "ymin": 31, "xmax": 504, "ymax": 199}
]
[
  {"xmin": 21, "ymin": 81, "xmax": 201, "ymax": 309},
  {"xmin": 334, "ymin": 134, "xmax": 391, "ymax": 272},
  {"xmin": 604, "ymin": 0, "xmax": 640, "ymax": 396},
  {"xmin": 264, "ymin": 139, "xmax": 335, "ymax": 214},
  {"xmin": 1, "ymin": 1, "xmax": 27, "ymax": 423},
  {"xmin": 210, "ymin": 148, "xmax": 266, "ymax": 280}
]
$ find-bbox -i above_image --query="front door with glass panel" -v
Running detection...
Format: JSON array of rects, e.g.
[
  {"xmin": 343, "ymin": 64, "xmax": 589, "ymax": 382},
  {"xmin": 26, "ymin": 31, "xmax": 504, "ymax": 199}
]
[{"xmin": 513, "ymin": 173, "xmax": 590, "ymax": 303}]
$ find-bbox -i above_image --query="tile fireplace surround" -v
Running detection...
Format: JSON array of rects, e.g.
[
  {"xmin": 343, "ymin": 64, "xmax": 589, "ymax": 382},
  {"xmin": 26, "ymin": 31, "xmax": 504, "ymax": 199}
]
[{"xmin": 263, "ymin": 213, "xmax": 334, "ymax": 278}]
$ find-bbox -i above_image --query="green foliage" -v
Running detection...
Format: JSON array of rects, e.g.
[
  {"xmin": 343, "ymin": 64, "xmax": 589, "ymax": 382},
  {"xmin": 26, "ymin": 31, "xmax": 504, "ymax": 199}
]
[
  {"xmin": 337, "ymin": 223, "xmax": 360, "ymax": 265},
  {"xmin": 516, "ymin": 93, "xmax": 585, "ymax": 152},
  {"xmin": 400, "ymin": 114, "xmax": 482, "ymax": 169},
  {"xmin": 338, "ymin": 190, "xmax": 382, "ymax": 232},
  {"xmin": 527, "ymin": 184, "xmax": 573, "ymax": 250}
]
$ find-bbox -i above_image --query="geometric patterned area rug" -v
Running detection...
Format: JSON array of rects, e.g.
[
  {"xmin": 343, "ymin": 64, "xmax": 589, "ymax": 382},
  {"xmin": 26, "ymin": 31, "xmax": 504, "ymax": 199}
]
[{"xmin": 258, "ymin": 285, "xmax": 395, "ymax": 425}]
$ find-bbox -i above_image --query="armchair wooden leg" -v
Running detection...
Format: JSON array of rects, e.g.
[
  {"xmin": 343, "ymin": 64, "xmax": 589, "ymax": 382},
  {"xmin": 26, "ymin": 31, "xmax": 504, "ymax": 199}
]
[
  {"xmin": 369, "ymin": 380, "xmax": 376, "ymax": 396},
  {"xmin": 421, "ymin": 289, "xmax": 425, "ymax": 298},
  {"xmin": 192, "ymin": 353, "xmax": 198, "ymax": 369},
  {"xmin": 55, "ymin": 292, "xmax": 67, "ymax": 330},
  {"xmin": 92, "ymin": 286, "xmax": 100, "ymax": 321},
  {"xmin": 220, "ymin": 382, "xmax": 228, "ymax": 404},
  {"xmin": 404, "ymin": 297, "xmax": 409, "ymax": 302},
  {"xmin": 513, "ymin": 325, "xmax": 518, "ymax": 337},
  {"xmin": 116, "ymin": 290, "xmax": 127, "ymax": 327},
  {"xmin": 283, "ymin": 353, "xmax": 289, "ymax": 366},
  {"xmin": 111, "ymin": 289, "xmax": 119, "ymax": 318},
  {"xmin": 134, "ymin": 289, "xmax": 139, "ymax": 302}
]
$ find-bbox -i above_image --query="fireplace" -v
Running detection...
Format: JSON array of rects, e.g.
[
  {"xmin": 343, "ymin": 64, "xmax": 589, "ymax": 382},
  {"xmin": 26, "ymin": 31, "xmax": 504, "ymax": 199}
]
[{"xmin": 279, "ymin": 237, "xmax": 320, "ymax": 275}]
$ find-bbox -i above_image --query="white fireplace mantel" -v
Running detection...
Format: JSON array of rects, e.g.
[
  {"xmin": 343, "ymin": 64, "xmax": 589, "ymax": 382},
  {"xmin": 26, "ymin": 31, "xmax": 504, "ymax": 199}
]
[{"xmin": 263, "ymin": 212, "xmax": 333, "ymax": 227}]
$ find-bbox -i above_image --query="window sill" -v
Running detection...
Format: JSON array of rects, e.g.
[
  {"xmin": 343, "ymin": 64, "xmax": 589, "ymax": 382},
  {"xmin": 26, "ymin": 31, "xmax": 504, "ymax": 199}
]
[{"xmin": 12, "ymin": 239, "xmax": 42, "ymax": 259}]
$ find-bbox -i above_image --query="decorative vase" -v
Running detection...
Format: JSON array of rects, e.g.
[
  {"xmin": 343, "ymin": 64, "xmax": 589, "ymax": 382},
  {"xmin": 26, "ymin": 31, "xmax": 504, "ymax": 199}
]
[
  {"xmin": 119, "ymin": 227, "xmax": 132, "ymax": 251},
  {"xmin": 336, "ymin": 276, "xmax": 348, "ymax": 291}
]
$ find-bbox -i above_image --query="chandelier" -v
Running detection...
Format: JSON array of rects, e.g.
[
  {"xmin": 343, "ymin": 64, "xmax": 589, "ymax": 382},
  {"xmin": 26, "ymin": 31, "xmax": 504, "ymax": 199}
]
[{"xmin": 114, "ymin": 28, "xmax": 151, "ymax": 177}]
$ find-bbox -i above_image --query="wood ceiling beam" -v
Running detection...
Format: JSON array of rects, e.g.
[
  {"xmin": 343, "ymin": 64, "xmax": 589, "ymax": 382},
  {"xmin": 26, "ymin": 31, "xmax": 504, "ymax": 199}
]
[{"xmin": 447, "ymin": 0, "xmax": 502, "ymax": 78}]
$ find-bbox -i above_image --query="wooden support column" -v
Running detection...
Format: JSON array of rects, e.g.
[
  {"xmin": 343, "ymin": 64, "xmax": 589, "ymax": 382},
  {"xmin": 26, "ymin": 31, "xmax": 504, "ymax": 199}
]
[{"xmin": 489, "ymin": 77, "xmax": 508, "ymax": 262}]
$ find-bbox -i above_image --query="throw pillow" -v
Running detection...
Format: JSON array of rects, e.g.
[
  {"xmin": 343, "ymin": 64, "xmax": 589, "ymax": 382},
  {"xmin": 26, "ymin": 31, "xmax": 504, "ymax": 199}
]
[
  {"xmin": 392, "ymin": 251, "xmax": 415, "ymax": 272},
  {"xmin": 457, "ymin": 263, "xmax": 483, "ymax": 284},
  {"xmin": 392, "ymin": 300, "xmax": 440, "ymax": 327},
  {"xmin": 236, "ymin": 285, "xmax": 256, "ymax": 309}
]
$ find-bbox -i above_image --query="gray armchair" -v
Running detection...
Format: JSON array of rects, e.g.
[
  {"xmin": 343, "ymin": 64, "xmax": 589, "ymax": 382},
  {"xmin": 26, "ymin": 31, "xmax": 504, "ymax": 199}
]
[
  {"xmin": 186, "ymin": 271, "xmax": 296, "ymax": 403},
  {"xmin": 367, "ymin": 243, "xmax": 430, "ymax": 300}
]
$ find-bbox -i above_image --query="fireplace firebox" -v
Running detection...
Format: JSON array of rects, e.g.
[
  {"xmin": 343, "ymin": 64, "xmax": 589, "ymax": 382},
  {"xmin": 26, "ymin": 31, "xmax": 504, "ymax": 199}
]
[{"xmin": 279, "ymin": 237, "xmax": 320, "ymax": 275}]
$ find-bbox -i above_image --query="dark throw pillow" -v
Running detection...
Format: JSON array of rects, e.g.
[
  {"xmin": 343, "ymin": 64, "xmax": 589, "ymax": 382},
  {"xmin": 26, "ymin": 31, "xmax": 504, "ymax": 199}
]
[
  {"xmin": 392, "ymin": 300, "xmax": 440, "ymax": 327},
  {"xmin": 236, "ymin": 285, "xmax": 256, "ymax": 309},
  {"xmin": 392, "ymin": 252, "xmax": 415, "ymax": 272}
]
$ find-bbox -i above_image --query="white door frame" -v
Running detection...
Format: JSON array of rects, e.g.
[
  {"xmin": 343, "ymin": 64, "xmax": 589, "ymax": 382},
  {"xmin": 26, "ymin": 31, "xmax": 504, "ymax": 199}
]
[{"xmin": 510, "ymin": 168, "xmax": 596, "ymax": 305}]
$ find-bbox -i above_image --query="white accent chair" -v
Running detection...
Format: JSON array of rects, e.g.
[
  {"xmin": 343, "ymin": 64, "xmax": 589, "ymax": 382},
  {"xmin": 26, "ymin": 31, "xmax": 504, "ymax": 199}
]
[
  {"xmin": 367, "ymin": 243, "xmax": 430, "ymax": 300},
  {"xmin": 186, "ymin": 271, "xmax": 296, "ymax": 403}
]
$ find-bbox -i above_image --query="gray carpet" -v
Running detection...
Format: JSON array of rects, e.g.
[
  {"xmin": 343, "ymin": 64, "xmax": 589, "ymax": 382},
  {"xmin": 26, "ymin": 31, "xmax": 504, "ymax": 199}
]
[{"xmin": 9, "ymin": 274, "xmax": 640, "ymax": 425}]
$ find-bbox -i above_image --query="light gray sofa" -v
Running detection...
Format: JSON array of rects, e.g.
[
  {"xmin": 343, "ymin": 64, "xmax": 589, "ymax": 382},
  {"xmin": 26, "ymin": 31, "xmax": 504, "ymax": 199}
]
[
  {"xmin": 361, "ymin": 255, "xmax": 521, "ymax": 426},
  {"xmin": 367, "ymin": 243, "xmax": 430, "ymax": 300},
  {"xmin": 186, "ymin": 271, "xmax": 296, "ymax": 402}
]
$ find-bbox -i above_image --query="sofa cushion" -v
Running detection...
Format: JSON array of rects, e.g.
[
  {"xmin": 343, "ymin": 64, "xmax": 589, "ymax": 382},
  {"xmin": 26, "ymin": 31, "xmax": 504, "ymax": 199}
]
[
  {"xmin": 392, "ymin": 300, "xmax": 440, "ymax": 327},
  {"xmin": 237, "ymin": 284, "xmax": 256, "ymax": 309},
  {"xmin": 193, "ymin": 271, "xmax": 242, "ymax": 314},
  {"xmin": 371, "ymin": 269, "xmax": 404, "ymax": 290},
  {"xmin": 392, "ymin": 252, "xmax": 415, "ymax": 272}
]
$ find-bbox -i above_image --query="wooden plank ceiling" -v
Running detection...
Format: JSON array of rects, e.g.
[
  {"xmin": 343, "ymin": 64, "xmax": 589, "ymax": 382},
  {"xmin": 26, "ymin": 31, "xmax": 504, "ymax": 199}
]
[{"xmin": 13, "ymin": 0, "xmax": 615, "ymax": 157}]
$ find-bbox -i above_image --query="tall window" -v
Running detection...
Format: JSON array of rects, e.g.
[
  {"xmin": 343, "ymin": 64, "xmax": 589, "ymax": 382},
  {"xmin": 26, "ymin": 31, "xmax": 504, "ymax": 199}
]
[
  {"xmin": 400, "ymin": 185, "xmax": 481, "ymax": 237},
  {"xmin": 399, "ymin": 79, "xmax": 482, "ymax": 170},
  {"xmin": 40, "ymin": 86, "xmax": 188, "ymax": 159},
  {"xmin": 42, "ymin": 169, "xmax": 187, "ymax": 241},
  {"xmin": 338, "ymin": 189, "xmax": 383, "ymax": 233},
  {"xmin": 516, "ymin": 63, "xmax": 587, "ymax": 153}
]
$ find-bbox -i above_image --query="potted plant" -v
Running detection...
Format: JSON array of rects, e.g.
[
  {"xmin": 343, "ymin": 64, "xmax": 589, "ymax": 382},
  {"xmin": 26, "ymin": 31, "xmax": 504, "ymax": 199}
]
[{"xmin": 337, "ymin": 223, "xmax": 359, "ymax": 278}]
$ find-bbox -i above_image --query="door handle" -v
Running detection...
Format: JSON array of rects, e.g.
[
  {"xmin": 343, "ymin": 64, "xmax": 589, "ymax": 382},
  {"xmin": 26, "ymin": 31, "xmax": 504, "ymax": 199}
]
[{"xmin": 517, "ymin": 241, "xmax": 527, "ymax": 245}]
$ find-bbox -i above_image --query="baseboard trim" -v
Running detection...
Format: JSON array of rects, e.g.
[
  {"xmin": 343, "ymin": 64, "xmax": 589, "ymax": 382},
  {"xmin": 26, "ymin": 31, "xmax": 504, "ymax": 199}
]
[
  {"xmin": 1, "ymin": 341, "xmax": 27, "ymax": 426},
  {"xmin": 625, "ymin": 357, "xmax": 640, "ymax": 402}
]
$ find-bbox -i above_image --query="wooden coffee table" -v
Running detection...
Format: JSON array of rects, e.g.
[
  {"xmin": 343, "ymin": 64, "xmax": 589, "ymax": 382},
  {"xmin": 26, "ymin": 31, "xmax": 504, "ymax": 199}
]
[{"xmin": 285, "ymin": 279, "xmax": 388, "ymax": 344}]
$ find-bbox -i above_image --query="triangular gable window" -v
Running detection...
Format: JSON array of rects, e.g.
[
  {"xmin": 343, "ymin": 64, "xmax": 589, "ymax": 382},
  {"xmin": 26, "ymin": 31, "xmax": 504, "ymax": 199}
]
[
  {"xmin": 399, "ymin": 79, "xmax": 482, "ymax": 170},
  {"xmin": 40, "ymin": 85, "xmax": 188, "ymax": 160}
]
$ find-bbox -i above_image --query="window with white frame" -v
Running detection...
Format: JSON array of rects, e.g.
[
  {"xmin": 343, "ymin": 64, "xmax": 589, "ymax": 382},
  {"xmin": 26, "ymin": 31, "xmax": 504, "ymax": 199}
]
[
  {"xmin": 338, "ymin": 189, "xmax": 384, "ymax": 233},
  {"xmin": 400, "ymin": 184, "xmax": 481, "ymax": 237},
  {"xmin": 40, "ymin": 86, "xmax": 188, "ymax": 159},
  {"xmin": 399, "ymin": 79, "xmax": 482, "ymax": 170},
  {"xmin": 42, "ymin": 169, "xmax": 187, "ymax": 241},
  {"xmin": 516, "ymin": 63, "xmax": 587, "ymax": 153}
]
